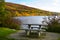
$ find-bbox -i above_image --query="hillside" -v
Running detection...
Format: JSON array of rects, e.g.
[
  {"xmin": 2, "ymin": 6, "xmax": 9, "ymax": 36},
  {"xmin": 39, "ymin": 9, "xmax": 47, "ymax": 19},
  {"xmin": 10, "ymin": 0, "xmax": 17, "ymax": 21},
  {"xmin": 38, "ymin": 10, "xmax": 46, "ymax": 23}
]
[{"xmin": 5, "ymin": 2, "xmax": 60, "ymax": 16}]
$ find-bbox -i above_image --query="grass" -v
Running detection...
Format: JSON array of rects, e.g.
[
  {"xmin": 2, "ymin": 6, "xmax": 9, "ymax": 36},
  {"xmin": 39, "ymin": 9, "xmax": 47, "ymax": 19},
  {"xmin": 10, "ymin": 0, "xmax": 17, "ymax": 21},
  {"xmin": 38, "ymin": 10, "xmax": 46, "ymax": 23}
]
[
  {"xmin": 0, "ymin": 27, "xmax": 17, "ymax": 40},
  {"xmin": 0, "ymin": 27, "xmax": 46, "ymax": 40},
  {"xmin": 58, "ymin": 37, "xmax": 60, "ymax": 40}
]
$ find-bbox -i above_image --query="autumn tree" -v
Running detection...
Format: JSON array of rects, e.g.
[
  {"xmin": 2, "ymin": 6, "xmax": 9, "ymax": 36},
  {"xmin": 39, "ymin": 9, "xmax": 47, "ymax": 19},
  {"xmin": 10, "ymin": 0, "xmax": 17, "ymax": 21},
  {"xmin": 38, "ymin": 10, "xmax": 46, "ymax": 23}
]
[
  {"xmin": 0, "ymin": 0, "xmax": 20, "ymax": 29},
  {"xmin": 0, "ymin": 0, "xmax": 5, "ymax": 26}
]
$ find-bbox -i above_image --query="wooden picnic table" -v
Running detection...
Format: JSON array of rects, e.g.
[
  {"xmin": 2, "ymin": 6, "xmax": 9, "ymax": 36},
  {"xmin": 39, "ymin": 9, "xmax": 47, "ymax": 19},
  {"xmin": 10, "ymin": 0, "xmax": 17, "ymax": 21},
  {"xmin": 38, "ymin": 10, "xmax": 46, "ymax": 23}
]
[{"xmin": 20, "ymin": 24, "xmax": 47, "ymax": 37}]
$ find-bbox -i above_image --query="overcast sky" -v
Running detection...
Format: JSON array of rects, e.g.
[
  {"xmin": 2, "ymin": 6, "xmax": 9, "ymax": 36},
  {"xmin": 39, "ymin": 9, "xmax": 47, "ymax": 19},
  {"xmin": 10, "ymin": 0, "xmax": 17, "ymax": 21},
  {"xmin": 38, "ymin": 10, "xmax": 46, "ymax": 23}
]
[{"xmin": 5, "ymin": 0, "xmax": 60, "ymax": 12}]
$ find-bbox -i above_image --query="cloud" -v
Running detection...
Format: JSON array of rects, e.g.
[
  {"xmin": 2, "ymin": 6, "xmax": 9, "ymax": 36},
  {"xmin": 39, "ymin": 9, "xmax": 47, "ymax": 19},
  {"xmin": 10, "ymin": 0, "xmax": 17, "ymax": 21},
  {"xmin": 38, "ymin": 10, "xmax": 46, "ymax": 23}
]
[
  {"xmin": 53, "ymin": 0, "xmax": 59, "ymax": 6},
  {"xmin": 20, "ymin": 0, "xmax": 60, "ymax": 12}
]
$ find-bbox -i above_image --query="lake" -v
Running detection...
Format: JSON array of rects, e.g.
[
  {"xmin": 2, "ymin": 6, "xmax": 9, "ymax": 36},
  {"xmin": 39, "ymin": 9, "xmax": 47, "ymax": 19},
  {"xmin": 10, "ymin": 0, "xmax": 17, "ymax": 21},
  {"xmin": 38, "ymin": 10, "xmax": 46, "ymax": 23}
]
[{"xmin": 14, "ymin": 16, "xmax": 48, "ymax": 29}]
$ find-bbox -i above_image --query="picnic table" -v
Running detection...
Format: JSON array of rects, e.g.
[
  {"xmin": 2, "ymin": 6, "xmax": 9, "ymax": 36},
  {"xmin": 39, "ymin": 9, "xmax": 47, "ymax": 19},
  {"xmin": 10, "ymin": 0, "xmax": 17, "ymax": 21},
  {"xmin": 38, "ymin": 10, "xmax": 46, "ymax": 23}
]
[{"xmin": 20, "ymin": 24, "xmax": 47, "ymax": 37}]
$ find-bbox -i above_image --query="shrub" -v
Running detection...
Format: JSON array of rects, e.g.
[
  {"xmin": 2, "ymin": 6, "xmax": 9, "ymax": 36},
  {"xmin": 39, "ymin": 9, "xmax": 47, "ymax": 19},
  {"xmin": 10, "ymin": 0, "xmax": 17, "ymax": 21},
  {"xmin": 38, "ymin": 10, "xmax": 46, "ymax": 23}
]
[
  {"xmin": 43, "ymin": 16, "xmax": 60, "ymax": 33},
  {"xmin": 2, "ymin": 18, "xmax": 21, "ymax": 30}
]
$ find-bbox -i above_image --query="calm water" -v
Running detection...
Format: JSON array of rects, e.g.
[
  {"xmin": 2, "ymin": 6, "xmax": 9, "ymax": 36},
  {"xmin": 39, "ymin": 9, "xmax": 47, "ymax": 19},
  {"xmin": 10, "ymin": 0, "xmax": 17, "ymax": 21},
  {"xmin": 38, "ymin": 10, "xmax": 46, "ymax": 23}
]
[{"xmin": 15, "ymin": 16, "xmax": 48, "ymax": 29}]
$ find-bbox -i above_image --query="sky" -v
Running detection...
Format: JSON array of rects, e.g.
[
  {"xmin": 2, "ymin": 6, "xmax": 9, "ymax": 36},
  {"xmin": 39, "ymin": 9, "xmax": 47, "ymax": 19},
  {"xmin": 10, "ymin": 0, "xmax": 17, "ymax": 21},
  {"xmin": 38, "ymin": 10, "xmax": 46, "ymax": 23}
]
[{"xmin": 5, "ymin": 0, "xmax": 60, "ymax": 12}]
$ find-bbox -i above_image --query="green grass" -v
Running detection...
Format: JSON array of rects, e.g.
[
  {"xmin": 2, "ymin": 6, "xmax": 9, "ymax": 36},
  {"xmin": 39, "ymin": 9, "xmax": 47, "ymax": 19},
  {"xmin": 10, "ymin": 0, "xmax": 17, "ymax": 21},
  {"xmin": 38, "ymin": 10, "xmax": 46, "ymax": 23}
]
[
  {"xmin": 0, "ymin": 27, "xmax": 17, "ymax": 40},
  {"xmin": 57, "ymin": 37, "xmax": 60, "ymax": 40}
]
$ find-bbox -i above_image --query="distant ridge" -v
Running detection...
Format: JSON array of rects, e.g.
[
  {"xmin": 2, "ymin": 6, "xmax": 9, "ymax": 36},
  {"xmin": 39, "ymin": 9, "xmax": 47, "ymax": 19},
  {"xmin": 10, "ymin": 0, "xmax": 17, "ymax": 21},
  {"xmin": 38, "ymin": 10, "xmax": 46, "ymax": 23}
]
[{"xmin": 5, "ymin": 2, "xmax": 60, "ymax": 16}]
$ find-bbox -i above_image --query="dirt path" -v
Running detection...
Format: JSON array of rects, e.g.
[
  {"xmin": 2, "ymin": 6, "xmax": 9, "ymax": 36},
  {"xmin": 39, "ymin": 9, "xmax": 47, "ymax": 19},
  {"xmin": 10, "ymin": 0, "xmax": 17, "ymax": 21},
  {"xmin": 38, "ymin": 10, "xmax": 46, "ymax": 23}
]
[
  {"xmin": 8, "ymin": 30, "xmax": 60, "ymax": 40},
  {"xmin": 42, "ymin": 32, "xmax": 60, "ymax": 40}
]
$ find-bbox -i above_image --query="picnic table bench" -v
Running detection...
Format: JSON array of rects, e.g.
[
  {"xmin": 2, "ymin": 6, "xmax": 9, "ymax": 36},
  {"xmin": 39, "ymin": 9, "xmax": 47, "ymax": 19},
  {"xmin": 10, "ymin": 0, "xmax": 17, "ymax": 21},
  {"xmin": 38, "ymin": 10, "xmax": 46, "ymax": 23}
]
[{"xmin": 20, "ymin": 24, "xmax": 47, "ymax": 37}]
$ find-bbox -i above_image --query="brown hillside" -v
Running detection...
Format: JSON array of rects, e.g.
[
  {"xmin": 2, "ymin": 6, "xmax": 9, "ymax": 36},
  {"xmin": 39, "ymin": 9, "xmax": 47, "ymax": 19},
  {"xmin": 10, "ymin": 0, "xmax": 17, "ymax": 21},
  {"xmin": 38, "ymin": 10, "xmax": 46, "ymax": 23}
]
[{"xmin": 5, "ymin": 2, "xmax": 60, "ymax": 16}]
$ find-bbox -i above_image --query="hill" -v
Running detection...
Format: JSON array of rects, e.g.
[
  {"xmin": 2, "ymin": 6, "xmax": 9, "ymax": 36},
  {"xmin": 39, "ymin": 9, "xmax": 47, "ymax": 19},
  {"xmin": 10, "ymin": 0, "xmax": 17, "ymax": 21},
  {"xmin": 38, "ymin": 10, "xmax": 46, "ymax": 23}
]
[{"xmin": 5, "ymin": 2, "xmax": 60, "ymax": 16}]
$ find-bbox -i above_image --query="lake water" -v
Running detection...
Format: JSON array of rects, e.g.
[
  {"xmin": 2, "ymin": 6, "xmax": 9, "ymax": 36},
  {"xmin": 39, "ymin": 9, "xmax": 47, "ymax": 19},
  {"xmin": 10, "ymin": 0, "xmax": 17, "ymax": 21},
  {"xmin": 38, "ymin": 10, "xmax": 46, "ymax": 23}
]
[{"xmin": 14, "ymin": 16, "xmax": 48, "ymax": 29}]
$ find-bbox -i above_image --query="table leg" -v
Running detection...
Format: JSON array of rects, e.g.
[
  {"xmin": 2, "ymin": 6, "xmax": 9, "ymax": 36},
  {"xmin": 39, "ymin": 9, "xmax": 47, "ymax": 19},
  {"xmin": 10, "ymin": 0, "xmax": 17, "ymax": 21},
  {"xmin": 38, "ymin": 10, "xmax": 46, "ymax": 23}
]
[
  {"xmin": 38, "ymin": 31, "xmax": 41, "ymax": 37},
  {"xmin": 26, "ymin": 31, "xmax": 30, "ymax": 36}
]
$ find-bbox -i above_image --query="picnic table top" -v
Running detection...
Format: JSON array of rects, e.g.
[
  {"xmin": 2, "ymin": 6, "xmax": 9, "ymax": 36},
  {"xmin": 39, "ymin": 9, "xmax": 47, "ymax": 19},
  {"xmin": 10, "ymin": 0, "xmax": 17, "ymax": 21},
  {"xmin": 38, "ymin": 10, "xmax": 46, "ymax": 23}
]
[
  {"xmin": 23, "ymin": 24, "xmax": 47, "ymax": 26},
  {"xmin": 20, "ymin": 24, "xmax": 47, "ymax": 31}
]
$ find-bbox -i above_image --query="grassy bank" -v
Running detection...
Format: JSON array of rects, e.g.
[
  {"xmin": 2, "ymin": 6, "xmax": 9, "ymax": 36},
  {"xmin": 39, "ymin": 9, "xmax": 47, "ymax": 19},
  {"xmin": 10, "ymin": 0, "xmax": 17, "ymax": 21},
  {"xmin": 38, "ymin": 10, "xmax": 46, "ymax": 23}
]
[{"xmin": 0, "ymin": 27, "xmax": 17, "ymax": 40}]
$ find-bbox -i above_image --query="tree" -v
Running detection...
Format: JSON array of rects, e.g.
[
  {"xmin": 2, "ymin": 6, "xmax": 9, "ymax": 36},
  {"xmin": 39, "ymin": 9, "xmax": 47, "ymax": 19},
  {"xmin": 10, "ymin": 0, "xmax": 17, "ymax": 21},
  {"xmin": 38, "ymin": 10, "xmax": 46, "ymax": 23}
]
[
  {"xmin": 0, "ymin": 0, "xmax": 20, "ymax": 29},
  {"xmin": 0, "ymin": 0, "xmax": 5, "ymax": 16},
  {"xmin": 0, "ymin": 0, "xmax": 5, "ymax": 26},
  {"xmin": 43, "ymin": 14, "xmax": 60, "ymax": 33}
]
